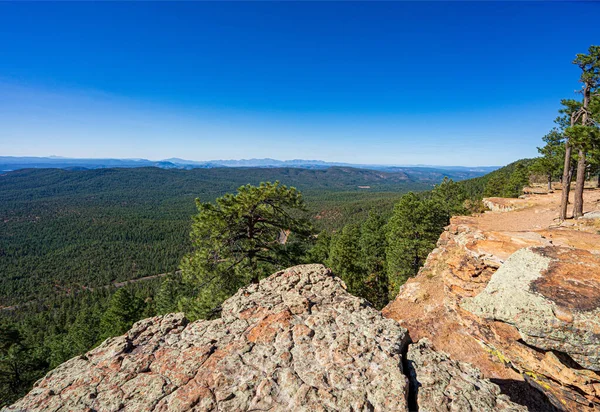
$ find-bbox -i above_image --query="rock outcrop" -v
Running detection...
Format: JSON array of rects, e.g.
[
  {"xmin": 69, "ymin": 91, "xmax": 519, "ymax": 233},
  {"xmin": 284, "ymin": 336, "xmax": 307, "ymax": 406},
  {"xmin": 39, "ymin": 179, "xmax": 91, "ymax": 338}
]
[
  {"xmin": 5, "ymin": 264, "xmax": 527, "ymax": 412},
  {"xmin": 462, "ymin": 247, "xmax": 600, "ymax": 372},
  {"xmin": 6, "ymin": 265, "xmax": 410, "ymax": 411},
  {"xmin": 384, "ymin": 190, "xmax": 600, "ymax": 411},
  {"xmin": 407, "ymin": 339, "xmax": 526, "ymax": 412}
]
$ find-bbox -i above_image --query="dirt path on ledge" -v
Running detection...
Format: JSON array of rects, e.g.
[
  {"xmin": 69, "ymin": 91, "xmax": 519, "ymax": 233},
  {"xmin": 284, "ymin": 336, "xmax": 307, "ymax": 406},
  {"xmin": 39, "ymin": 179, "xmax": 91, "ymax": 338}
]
[{"xmin": 478, "ymin": 189, "xmax": 600, "ymax": 232}]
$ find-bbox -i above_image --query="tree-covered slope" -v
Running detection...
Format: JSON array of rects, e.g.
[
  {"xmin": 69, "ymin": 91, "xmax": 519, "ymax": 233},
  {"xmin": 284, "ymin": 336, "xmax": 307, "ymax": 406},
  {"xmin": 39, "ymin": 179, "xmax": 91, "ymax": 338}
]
[
  {"xmin": 0, "ymin": 166, "xmax": 433, "ymax": 306},
  {"xmin": 458, "ymin": 158, "xmax": 535, "ymax": 199}
]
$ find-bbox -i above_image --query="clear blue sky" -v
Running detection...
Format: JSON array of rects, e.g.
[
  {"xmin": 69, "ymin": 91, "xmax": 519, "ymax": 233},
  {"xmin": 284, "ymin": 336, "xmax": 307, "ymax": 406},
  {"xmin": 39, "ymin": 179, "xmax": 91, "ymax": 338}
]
[{"xmin": 1, "ymin": 2, "xmax": 598, "ymax": 166}]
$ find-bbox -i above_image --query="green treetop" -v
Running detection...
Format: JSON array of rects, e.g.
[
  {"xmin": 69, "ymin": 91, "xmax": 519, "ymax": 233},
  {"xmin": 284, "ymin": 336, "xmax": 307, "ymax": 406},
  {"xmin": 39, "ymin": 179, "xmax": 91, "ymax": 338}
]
[
  {"xmin": 385, "ymin": 193, "xmax": 448, "ymax": 295},
  {"xmin": 179, "ymin": 181, "xmax": 312, "ymax": 319},
  {"xmin": 531, "ymin": 129, "xmax": 565, "ymax": 191}
]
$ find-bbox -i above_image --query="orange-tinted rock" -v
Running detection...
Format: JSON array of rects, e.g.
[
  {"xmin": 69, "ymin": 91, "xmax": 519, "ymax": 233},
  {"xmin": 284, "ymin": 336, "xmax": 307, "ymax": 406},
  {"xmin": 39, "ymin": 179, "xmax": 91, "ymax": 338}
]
[
  {"xmin": 464, "ymin": 246, "xmax": 600, "ymax": 373},
  {"xmin": 384, "ymin": 190, "xmax": 600, "ymax": 411},
  {"xmin": 530, "ymin": 247, "xmax": 600, "ymax": 312}
]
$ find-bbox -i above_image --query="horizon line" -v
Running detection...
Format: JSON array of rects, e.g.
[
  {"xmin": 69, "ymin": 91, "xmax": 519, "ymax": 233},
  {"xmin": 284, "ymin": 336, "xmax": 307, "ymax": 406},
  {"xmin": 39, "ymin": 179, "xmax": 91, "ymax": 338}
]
[{"xmin": 0, "ymin": 154, "xmax": 502, "ymax": 169}]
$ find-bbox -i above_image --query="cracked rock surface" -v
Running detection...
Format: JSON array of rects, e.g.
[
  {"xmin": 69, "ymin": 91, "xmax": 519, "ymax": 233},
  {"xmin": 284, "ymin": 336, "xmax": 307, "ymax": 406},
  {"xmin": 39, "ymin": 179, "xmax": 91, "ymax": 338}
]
[
  {"xmin": 462, "ymin": 246, "xmax": 600, "ymax": 372},
  {"xmin": 406, "ymin": 339, "xmax": 526, "ymax": 412},
  {"xmin": 5, "ymin": 264, "xmax": 411, "ymax": 412}
]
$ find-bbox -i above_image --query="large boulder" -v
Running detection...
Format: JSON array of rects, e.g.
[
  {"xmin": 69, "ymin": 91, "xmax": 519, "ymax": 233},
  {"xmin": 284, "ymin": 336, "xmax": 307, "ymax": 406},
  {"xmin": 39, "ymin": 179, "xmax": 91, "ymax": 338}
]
[
  {"xmin": 6, "ymin": 265, "xmax": 411, "ymax": 411},
  {"xmin": 462, "ymin": 247, "xmax": 600, "ymax": 372}
]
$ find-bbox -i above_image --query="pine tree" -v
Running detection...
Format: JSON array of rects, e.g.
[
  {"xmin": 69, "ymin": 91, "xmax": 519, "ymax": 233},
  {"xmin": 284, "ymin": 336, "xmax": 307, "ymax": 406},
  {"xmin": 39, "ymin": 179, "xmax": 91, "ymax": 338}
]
[
  {"xmin": 358, "ymin": 211, "xmax": 389, "ymax": 309},
  {"xmin": 431, "ymin": 177, "xmax": 467, "ymax": 216},
  {"xmin": 483, "ymin": 174, "xmax": 507, "ymax": 197},
  {"xmin": 558, "ymin": 99, "xmax": 582, "ymax": 220},
  {"xmin": 155, "ymin": 274, "xmax": 186, "ymax": 315},
  {"xmin": 531, "ymin": 129, "xmax": 565, "ymax": 191},
  {"xmin": 327, "ymin": 223, "xmax": 363, "ymax": 295},
  {"xmin": 0, "ymin": 324, "xmax": 45, "ymax": 406},
  {"xmin": 304, "ymin": 230, "xmax": 332, "ymax": 265},
  {"xmin": 503, "ymin": 163, "xmax": 530, "ymax": 198},
  {"xmin": 569, "ymin": 46, "xmax": 600, "ymax": 217},
  {"xmin": 99, "ymin": 288, "xmax": 143, "ymax": 340},
  {"xmin": 180, "ymin": 182, "xmax": 312, "ymax": 320},
  {"xmin": 385, "ymin": 193, "xmax": 448, "ymax": 295},
  {"xmin": 67, "ymin": 308, "xmax": 101, "ymax": 356}
]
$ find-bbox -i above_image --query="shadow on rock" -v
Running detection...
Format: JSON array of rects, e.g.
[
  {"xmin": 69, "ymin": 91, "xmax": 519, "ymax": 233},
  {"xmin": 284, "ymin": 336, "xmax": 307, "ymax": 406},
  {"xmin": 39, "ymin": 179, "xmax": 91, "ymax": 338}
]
[{"xmin": 491, "ymin": 378, "xmax": 562, "ymax": 412}]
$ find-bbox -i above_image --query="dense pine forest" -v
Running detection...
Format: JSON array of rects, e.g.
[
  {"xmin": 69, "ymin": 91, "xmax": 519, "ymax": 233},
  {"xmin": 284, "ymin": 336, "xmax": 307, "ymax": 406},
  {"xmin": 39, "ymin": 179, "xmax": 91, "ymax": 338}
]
[{"xmin": 0, "ymin": 166, "xmax": 444, "ymax": 307}]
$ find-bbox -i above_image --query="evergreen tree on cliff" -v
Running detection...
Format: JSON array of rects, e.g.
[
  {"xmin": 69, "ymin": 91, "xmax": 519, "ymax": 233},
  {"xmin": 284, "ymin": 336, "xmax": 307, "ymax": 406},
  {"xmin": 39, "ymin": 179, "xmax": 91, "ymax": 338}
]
[
  {"xmin": 179, "ymin": 182, "xmax": 312, "ymax": 319},
  {"xmin": 565, "ymin": 46, "xmax": 600, "ymax": 218},
  {"xmin": 66, "ymin": 308, "xmax": 101, "ymax": 359},
  {"xmin": 304, "ymin": 230, "xmax": 332, "ymax": 265},
  {"xmin": 430, "ymin": 177, "xmax": 467, "ymax": 216},
  {"xmin": 328, "ymin": 223, "xmax": 363, "ymax": 295},
  {"xmin": 385, "ymin": 193, "xmax": 448, "ymax": 294},
  {"xmin": 531, "ymin": 129, "xmax": 565, "ymax": 191},
  {"xmin": 100, "ymin": 288, "xmax": 144, "ymax": 339},
  {"xmin": 0, "ymin": 325, "xmax": 45, "ymax": 406},
  {"xmin": 155, "ymin": 274, "xmax": 186, "ymax": 315},
  {"xmin": 358, "ymin": 211, "xmax": 389, "ymax": 308}
]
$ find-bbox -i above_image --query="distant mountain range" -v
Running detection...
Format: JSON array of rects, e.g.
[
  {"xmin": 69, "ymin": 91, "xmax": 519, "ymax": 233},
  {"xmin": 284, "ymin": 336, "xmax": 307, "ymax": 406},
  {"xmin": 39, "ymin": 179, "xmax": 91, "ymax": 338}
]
[{"xmin": 0, "ymin": 156, "xmax": 499, "ymax": 175}]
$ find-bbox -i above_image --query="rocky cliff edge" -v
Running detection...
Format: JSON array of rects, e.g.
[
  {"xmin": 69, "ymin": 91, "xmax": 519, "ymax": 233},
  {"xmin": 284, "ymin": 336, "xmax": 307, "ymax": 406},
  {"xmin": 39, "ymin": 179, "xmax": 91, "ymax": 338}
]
[{"xmin": 384, "ymin": 189, "xmax": 600, "ymax": 411}]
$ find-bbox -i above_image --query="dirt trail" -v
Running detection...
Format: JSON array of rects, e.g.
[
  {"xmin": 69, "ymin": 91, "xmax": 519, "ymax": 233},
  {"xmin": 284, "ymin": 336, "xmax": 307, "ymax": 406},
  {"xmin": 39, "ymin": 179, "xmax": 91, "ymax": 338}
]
[{"xmin": 478, "ymin": 189, "xmax": 600, "ymax": 232}]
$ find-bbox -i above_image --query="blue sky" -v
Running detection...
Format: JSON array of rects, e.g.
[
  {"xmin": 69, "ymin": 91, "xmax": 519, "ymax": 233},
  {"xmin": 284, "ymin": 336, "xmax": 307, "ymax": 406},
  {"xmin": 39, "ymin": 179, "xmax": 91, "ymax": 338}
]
[{"xmin": 1, "ymin": 2, "xmax": 598, "ymax": 166}]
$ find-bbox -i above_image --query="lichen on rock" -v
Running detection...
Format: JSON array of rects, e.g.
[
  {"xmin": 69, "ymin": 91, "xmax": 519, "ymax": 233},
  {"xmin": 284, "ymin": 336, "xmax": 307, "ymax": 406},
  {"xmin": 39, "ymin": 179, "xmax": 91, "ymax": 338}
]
[
  {"xmin": 406, "ymin": 339, "xmax": 526, "ymax": 412},
  {"xmin": 462, "ymin": 246, "xmax": 600, "ymax": 372},
  {"xmin": 4, "ymin": 264, "xmax": 411, "ymax": 412}
]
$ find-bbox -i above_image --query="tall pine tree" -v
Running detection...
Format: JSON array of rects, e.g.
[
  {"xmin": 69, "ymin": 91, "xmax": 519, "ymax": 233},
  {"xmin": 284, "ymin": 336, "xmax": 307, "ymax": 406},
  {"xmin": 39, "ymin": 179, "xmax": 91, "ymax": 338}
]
[
  {"xmin": 327, "ymin": 224, "xmax": 363, "ymax": 295},
  {"xmin": 531, "ymin": 129, "xmax": 565, "ymax": 191},
  {"xmin": 569, "ymin": 46, "xmax": 600, "ymax": 218},
  {"xmin": 99, "ymin": 288, "xmax": 144, "ymax": 340},
  {"xmin": 179, "ymin": 182, "xmax": 312, "ymax": 320},
  {"xmin": 385, "ymin": 193, "xmax": 448, "ymax": 294},
  {"xmin": 359, "ymin": 211, "xmax": 389, "ymax": 308}
]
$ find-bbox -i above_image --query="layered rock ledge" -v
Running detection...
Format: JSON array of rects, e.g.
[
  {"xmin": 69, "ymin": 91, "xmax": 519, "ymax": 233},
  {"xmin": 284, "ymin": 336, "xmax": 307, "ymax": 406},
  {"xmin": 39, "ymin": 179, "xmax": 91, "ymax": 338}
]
[
  {"xmin": 384, "ymin": 190, "xmax": 600, "ymax": 411},
  {"xmin": 462, "ymin": 246, "xmax": 600, "ymax": 372}
]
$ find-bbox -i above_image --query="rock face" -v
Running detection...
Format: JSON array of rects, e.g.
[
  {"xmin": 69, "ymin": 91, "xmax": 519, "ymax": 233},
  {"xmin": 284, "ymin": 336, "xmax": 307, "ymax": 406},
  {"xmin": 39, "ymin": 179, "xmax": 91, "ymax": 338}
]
[
  {"xmin": 6, "ymin": 264, "xmax": 527, "ymax": 412},
  {"xmin": 384, "ymin": 190, "xmax": 600, "ymax": 411},
  {"xmin": 6, "ymin": 265, "xmax": 410, "ymax": 411},
  {"xmin": 407, "ymin": 339, "xmax": 526, "ymax": 412},
  {"xmin": 462, "ymin": 247, "xmax": 600, "ymax": 372}
]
